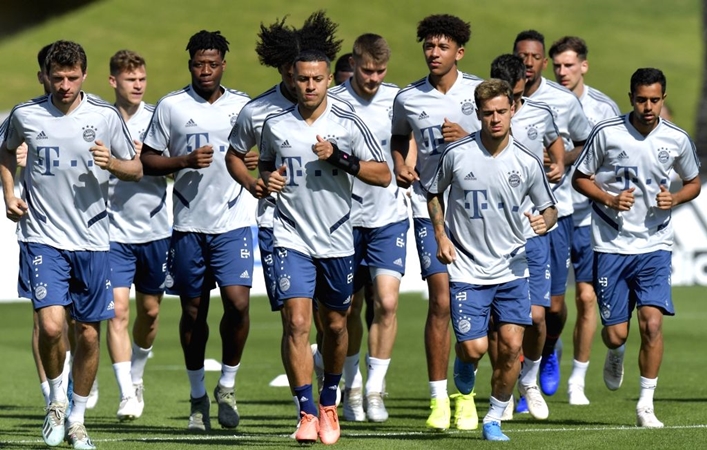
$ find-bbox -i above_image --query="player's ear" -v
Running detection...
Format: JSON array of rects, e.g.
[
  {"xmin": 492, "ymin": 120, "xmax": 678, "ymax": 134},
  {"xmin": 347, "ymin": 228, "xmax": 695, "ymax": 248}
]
[
  {"xmin": 222, "ymin": 59, "xmax": 227, "ymax": 72},
  {"xmin": 580, "ymin": 59, "xmax": 588, "ymax": 76},
  {"xmin": 327, "ymin": 72, "xmax": 333, "ymax": 87},
  {"xmin": 455, "ymin": 45, "xmax": 465, "ymax": 62},
  {"xmin": 108, "ymin": 75, "xmax": 117, "ymax": 89},
  {"xmin": 82, "ymin": 71, "xmax": 87, "ymax": 82}
]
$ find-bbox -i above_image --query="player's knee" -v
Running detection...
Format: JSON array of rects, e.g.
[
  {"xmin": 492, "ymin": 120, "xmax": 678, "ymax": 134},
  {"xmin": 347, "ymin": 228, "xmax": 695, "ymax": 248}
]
[
  {"xmin": 602, "ymin": 326, "xmax": 627, "ymax": 348},
  {"xmin": 459, "ymin": 338, "xmax": 486, "ymax": 362},
  {"xmin": 576, "ymin": 288, "xmax": 596, "ymax": 310},
  {"xmin": 74, "ymin": 321, "xmax": 100, "ymax": 345},
  {"xmin": 38, "ymin": 320, "xmax": 64, "ymax": 343},
  {"xmin": 640, "ymin": 316, "xmax": 663, "ymax": 343}
]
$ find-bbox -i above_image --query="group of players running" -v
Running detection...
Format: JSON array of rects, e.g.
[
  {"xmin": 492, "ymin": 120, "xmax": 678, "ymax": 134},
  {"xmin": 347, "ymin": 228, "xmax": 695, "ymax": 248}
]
[{"xmin": 0, "ymin": 9, "xmax": 699, "ymax": 449}]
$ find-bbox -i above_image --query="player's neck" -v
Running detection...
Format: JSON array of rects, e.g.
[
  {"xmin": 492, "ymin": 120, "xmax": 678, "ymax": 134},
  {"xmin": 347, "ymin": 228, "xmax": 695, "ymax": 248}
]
[
  {"xmin": 572, "ymin": 81, "xmax": 585, "ymax": 98},
  {"xmin": 114, "ymin": 99, "xmax": 140, "ymax": 122},
  {"xmin": 51, "ymin": 91, "xmax": 83, "ymax": 115},
  {"xmin": 280, "ymin": 82, "xmax": 297, "ymax": 103},
  {"xmin": 299, "ymin": 98, "xmax": 328, "ymax": 125},
  {"xmin": 351, "ymin": 78, "xmax": 376, "ymax": 102},
  {"xmin": 524, "ymin": 76, "xmax": 542, "ymax": 97},
  {"xmin": 480, "ymin": 132, "xmax": 510, "ymax": 157},
  {"xmin": 429, "ymin": 68, "xmax": 458, "ymax": 94},
  {"xmin": 193, "ymin": 84, "xmax": 224, "ymax": 104},
  {"xmin": 629, "ymin": 112, "xmax": 658, "ymax": 136}
]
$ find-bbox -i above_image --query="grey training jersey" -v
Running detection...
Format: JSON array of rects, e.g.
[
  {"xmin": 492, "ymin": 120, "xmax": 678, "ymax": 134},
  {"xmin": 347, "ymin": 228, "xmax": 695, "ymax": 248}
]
[
  {"xmin": 108, "ymin": 102, "xmax": 171, "ymax": 244},
  {"xmin": 529, "ymin": 77, "xmax": 592, "ymax": 218},
  {"xmin": 571, "ymin": 85, "xmax": 621, "ymax": 227},
  {"xmin": 143, "ymin": 85, "xmax": 252, "ymax": 233},
  {"xmin": 511, "ymin": 98, "xmax": 560, "ymax": 239},
  {"xmin": 330, "ymin": 80, "xmax": 407, "ymax": 227},
  {"xmin": 391, "ymin": 70, "xmax": 483, "ymax": 219},
  {"xmin": 429, "ymin": 133, "xmax": 556, "ymax": 284},
  {"xmin": 4, "ymin": 93, "xmax": 135, "ymax": 251},
  {"xmin": 575, "ymin": 114, "xmax": 699, "ymax": 254},
  {"xmin": 260, "ymin": 101, "xmax": 386, "ymax": 258}
]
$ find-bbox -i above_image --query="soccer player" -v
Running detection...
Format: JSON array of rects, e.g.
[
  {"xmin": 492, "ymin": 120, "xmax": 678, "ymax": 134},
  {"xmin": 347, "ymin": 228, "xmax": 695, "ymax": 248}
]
[
  {"xmin": 489, "ymin": 54, "xmax": 564, "ymax": 420},
  {"xmin": 140, "ymin": 30, "xmax": 251, "ymax": 432},
  {"xmin": 549, "ymin": 36, "xmax": 621, "ymax": 406},
  {"xmin": 572, "ymin": 68, "xmax": 700, "ymax": 428},
  {"xmin": 513, "ymin": 30, "xmax": 592, "ymax": 398},
  {"xmin": 105, "ymin": 49, "xmax": 167, "ymax": 421},
  {"xmin": 0, "ymin": 40, "xmax": 141, "ymax": 449},
  {"xmin": 225, "ymin": 11, "xmax": 348, "ymax": 423},
  {"xmin": 259, "ymin": 49, "xmax": 390, "ymax": 444},
  {"xmin": 427, "ymin": 79, "xmax": 557, "ymax": 441},
  {"xmin": 334, "ymin": 53, "xmax": 353, "ymax": 85},
  {"xmin": 390, "ymin": 14, "xmax": 483, "ymax": 431},
  {"xmin": 329, "ymin": 34, "xmax": 408, "ymax": 423}
]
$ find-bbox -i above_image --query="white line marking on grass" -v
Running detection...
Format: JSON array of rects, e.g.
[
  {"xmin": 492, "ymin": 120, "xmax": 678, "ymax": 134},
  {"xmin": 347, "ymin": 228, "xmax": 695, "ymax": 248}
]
[{"xmin": 3, "ymin": 424, "xmax": 707, "ymax": 445}]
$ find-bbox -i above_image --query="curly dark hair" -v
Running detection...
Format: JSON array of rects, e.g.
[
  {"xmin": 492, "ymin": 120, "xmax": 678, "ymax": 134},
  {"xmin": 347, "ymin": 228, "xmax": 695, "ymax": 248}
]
[
  {"xmin": 186, "ymin": 30, "xmax": 230, "ymax": 59},
  {"xmin": 255, "ymin": 16, "xmax": 298, "ymax": 68},
  {"xmin": 296, "ymin": 10, "xmax": 342, "ymax": 61},
  {"xmin": 513, "ymin": 30, "xmax": 545, "ymax": 52},
  {"xmin": 490, "ymin": 54, "xmax": 525, "ymax": 88},
  {"xmin": 44, "ymin": 40, "xmax": 87, "ymax": 73},
  {"xmin": 416, "ymin": 14, "xmax": 471, "ymax": 46}
]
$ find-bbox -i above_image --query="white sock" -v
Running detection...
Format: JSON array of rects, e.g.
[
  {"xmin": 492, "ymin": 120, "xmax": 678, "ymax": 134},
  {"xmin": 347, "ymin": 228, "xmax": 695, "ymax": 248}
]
[
  {"xmin": 61, "ymin": 351, "xmax": 71, "ymax": 392},
  {"xmin": 365, "ymin": 356, "xmax": 390, "ymax": 394},
  {"xmin": 40, "ymin": 381, "xmax": 50, "ymax": 406},
  {"xmin": 67, "ymin": 393, "xmax": 87, "ymax": 425},
  {"xmin": 218, "ymin": 363, "xmax": 239, "ymax": 389},
  {"xmin": 112, "ymin": 361, "xmax": 133, "ymax": 399},
  {"xmin": 313, "ymin": 348, "xmax": 324, "ymax": 372},
  {"xmin": 130, "ymin": 344, "xmax": 152, "ymax": 385},
  {"xmin": 292, "ymin": 395, "xmax": 300, "ymax": 420},
  {"xmin": 429, "ymin": 380, "xmax": 448, "ymax": 399},
  {"xmin": 48, "ymin": 375, "xmax": 67, "ymax": 404},
  {"xmin": 568, "ymin": 359, "xmax": 590, "ymax": 387},
  {"xmin": 637, "ymin": 376, "xmax": 658, "ymax": 410},
  {"xmin": 519, "ymin": 357, "xmax": 541, "ymax": 387},
  {"xmin": 187, "ymin": 368, "xmax": 206, "ymax": 399},
  {"xmin": 484, "ymin": 395, "xmax": 509, "ymax": 423},
  {"xmin": 343, "ymin": 354, "xmax": 362, "ymax": 389}
]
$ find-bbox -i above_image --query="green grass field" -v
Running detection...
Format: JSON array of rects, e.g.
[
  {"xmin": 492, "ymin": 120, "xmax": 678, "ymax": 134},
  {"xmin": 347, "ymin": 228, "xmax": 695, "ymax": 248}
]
[
  {"xmin": 1, "ymin": 287, "xmax": 706, "ymax": 449},
  {"xmin": 0, "ymin": 0, "xmax": 702, "ymax": 133}
]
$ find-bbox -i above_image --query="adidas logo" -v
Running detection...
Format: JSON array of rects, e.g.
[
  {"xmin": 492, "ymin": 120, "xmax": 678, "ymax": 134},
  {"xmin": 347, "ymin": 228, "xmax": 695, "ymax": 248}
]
[
  {"xmin": 393, "ymin": 258, "xmax": 403, "ymax": 267},
  {"xmin": 240, "ymin": 270, "xmax": 250, "ymax": 279},
  {"xmin": 464, "ymin": 171, "xmax": 476, "ymax": 180},
  {"xmin": 300, "ymin": 396, "xmax": 309, "ymax": 402},
  {"xmin": 185, "ymin": 119, "xmax": 197, "ymax": 127},
  {"xmin": 107, "ymin": 301, "xmax": 115, "ymax": 311},
  {"xmin": 36, "ymin": 131, "xmax": 48, "ymax": 140},
  {"xmin": 343, "ymin": 297, "xmax": 351, "ymax": 304},
  {"xmin": 418, "ymin": 111, "xmax": 429, "ymax": 120},
  {"xmin": 617, "ymin": 150, "xmax": 629, "ymax": 160},
  {"xmin": 281, "ymin": 140, "xmax": 291, "ymax": 148}
]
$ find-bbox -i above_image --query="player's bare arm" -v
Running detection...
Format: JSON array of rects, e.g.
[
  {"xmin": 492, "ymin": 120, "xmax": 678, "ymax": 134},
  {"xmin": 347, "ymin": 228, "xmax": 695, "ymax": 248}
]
[
  {"xmin": 90, "ymin": 139, "xmax": 143, "ymax": 182},
  {"xmin": 225, "ymin": 146, "xmax": 265, "ymax": 198},
  {"xmin": 656, "ymin": 175, "xmax": 701, "ymax": 210},
  {"xmin": 15, "ymin": 142, "xmax": 27, "ymax": 168},
  {"xmin": 390, "ymin": 134, "xmax": 418, "ymax": 188},
  {"xmin": 0, "ymin": 142, "xmax": 27, "ymax": 222},
  {"xmin": 243, "ymin": 149, "xmax": 259, "ymax": 171},
  {"xmin": 524, "ymin": 205, "xmax": 558, "ymax": 235},
  {"xmin": 141, "ymin": 143, "xmax": 213, "ymax": 176},
  {"xmin": 544, "ymin": 138, "xmax": 565, "ymax": 183},
  {"xmin": 572, "ymin": 169, "xmax": 635, "ymax": 211},
  {"xmin": 441, "ymin": 117, "xmax": 468, "ymax": 142},
  {"xmin": 562, "ymin": 140, "xmax": 586, "ymax": 166},
  {"xmin": 427, "ymin": 192, "xmax": 455, "ymax": 264}
]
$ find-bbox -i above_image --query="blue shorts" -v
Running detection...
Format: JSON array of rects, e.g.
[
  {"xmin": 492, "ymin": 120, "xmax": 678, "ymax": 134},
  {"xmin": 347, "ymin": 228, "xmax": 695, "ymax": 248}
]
[
  {"xmin": 594, "ymin": 250, "xmax": 673, "ymax": 326},
  {"xmin": 110, "ymin": 238, "xmax": 170, "ymax": 294},
  {"xmin": 26, "ymin": 243, "xmax": 114, "ymax": 323},
  {"xmin": 549, "ymin": 216, "xmax": 573, "ymax": 296},
  {"xmin": 526, "ymin": 234, "xmax": 551, "ymax": 307},
  {"xmin": 413, "ymin": 218, "xmax": 447, "ymax": 280},
  {"xmin": 450, "ymin": 278, "xmax": 532, "ymax": 342},
  {"xmin": 17, "ymin": 241, "xmax": 32, "ymax": 299},
  {"xmin": 571, "ymin": 226, "xmax": 593, "ymax": 283},
  {"xmin": 273, "ymin": 247, "xmax": 353, "ymax": 312},
  {"xmin": 258, "ymin": 227, "xmax": 279, "ymax": 310},
  {"xmin": 353, "ymin": 220, "xmax": 408, "ymax": 292},
  {"xmin": 166, "ymin": 228, "xmax": 254, "ymax": 298}
]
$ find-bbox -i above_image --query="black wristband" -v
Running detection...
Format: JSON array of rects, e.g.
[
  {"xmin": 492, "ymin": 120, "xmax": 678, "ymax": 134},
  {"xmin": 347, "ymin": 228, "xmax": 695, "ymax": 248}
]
[{"xmin": 326, "ymin": 143, "xmax": 360, "ymax": 176}]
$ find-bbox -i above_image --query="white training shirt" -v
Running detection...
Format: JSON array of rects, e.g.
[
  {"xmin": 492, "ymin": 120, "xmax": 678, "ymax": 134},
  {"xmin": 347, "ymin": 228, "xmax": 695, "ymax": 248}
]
[
  {"xmin": 429, "ymin": 132, "xmax": 556, "ymax": 284},
  {"xmin": 391, "ymin": 70, "xmax": 483, "ymax": 218},
  {"xmin": 571, "ymin": 85, "xmax": 621, "ymax": 227},
  {"xmin": 511, "ymin": 98, "xmax": 560, "ymax": 239},
  {"xmin": 575, "ymin": 114, "xmax": 700, "ymax": 254},
  {"xmin": 143, "ymin": 85, "xmax": 251, "ymax": 233},
  {"xmin": 259, "ymin": 100, "xmax": 386, "ymax": 258},
  {"xmin": 4, "ymin": 92, "xmax": 135, "ymax": 251},
  {"xmin": 330, "ymin": 79, "xmax": 408, "ymax": 227},
  {"xmin": 108, "ymin": 102, "xmax": 171, "ymax": 244},
  {"xmin": 528, "ymin": 77, "xmax": 592, "ymax": 218}
]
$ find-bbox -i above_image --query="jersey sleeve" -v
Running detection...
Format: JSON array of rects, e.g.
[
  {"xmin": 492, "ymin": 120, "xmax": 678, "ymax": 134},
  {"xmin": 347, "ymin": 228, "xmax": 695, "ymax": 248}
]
[
  {"xmin": 349, "ymin": 115, "xmax": 386, "ymax": 163},
  {"xmin": 427, "ymin": 147, "xmax": 454, "ymax": 195},
  {"xmin": 390, "ymin": 94, "xmax": 412, "ymax": 137},
  {"xmin": 567, "ymin": 97, "xmax": 592, "ymax": 142},
  {"xmin": 228, "ymin": 105, "xmax": 257, "ymax": 154},
  {"xmin": 4, "ymin": 110, "xmax": 24, "ymax": 150},
  {"xmin": 108, "ymin": 109, "xmax": 137, "ymax": 160},
  {"xmin": 542, "ymin": 112, "xmax": 560, "ymax": 148},
  {"xmin": 143, "ymin": 100, "xmax": 172, "ymax": 153},
  {"xmin": 259, "ymin": 120, "xmax": 276, "ymax": 163},
  {"xmin": 527, "ymin": 155, "xmax": 557, "ymax": 211},
  {"xmin": 574, "ymin": 126, "xmax": 604, "ymax": 176},
  {"xmin": 674, "ymin": 134, "xmax": 700, "ymax": 181}
]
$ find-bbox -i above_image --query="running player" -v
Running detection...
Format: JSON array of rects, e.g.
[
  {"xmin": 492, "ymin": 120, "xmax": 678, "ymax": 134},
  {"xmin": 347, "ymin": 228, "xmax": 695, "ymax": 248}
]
[
  {"xmin": 140, "ymin": 30, "xmax": 251, "ymax": 432},
  {"xmin": 549, "ymin": 36, "xmax": 621, "ymax": 406},
  {"xmin": 0, "ymin": 40, "xmax": 140, "ymax": 449},
  {"xmin": 259, "ymin": 49, "xmax": 390, "ymax": 445},
  {"xmin": 573, "ymin": 68, "xmax": 700, "ymax": 428},
  {"xmin": 391, "ymin": 14, "xmax": 483, "ymax": 431},
  {"xmin": 329, "ymin": 33, "xmax": 408, "ymax": 423},
  {"xmin": 513, "ymin": 30, "xmax": 592, "ymax": 398},
  {"xmin": 427, "ymin": 78, "xmax": 557, "ymax": 441},
  {"xmin": 105, "ymin": 49, "xmax": 168, "ymax": 421}
]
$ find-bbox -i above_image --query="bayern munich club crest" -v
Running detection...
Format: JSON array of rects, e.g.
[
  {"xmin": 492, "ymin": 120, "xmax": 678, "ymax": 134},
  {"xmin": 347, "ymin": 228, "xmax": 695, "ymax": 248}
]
[
  {"xmin": 508, "ymin": 170, "xmax": 521, "ymax": 188},
  {"xmin": 657, "ymin": 148, "xmax": 670, "ymax": 164},
  {"xmin": 229, "ymin": 113, "xmax": 238, "ymax": 126},
  {"xmin": 526, "ymin": 125, "xmax": 538, "ymax": 140},
  {"xmin": 460, "ymin": 99, "xmax": 474, "ymax": 116},
  {"xmin": 82, "ymin": 125, "xmax": 97, "ymax": 142},
  {"xmin": 279, "ymin": 275, "xmax": 291, "ymax": 292}
]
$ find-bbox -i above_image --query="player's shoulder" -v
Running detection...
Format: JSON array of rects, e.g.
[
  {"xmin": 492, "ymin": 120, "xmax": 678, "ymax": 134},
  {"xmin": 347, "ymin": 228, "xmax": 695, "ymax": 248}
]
[
  {"xmin": 262, "ymin": 104, "xmax": 297, "ymax": 129},
  {"xmin": 154, "ymin": 85, "xmax": 191, "ymax": 108},
  {"xmin": 224, "ymin": 86, "xmax": 251, "ymax": 103},
  {"xmin": 442, "ymin": 132, "xmax": 478, "ymax": 159},
  {"xmin": 460, "ymin": 72, "xmax": 484, "ymax": 86},
  {"xmin": 85, "ymin": 93, "xmax": 123, "ymax": 118},
  {"xmin": 396, "ymin": 76, "xmax": 428, "ymax": 99},
  {"xmin": 660, "ymin": 119, "xmax": 693, "ymax": 143},
  {"xmin": 144, "ymin": 102, "xmax": 156, "ymax": 113},
  {"xmin": 524, "ymin": 98, "xmax": 554, "ymax": 115},
  {"xmin": 511, "ymin": 137, "xmax": 543, "ymax": 165},
  {"xmin": 9, "ymin": 94, "xmax": 50, "ymax": 117},
  {"xmin": 586, "ymin": 86, "xmax": 620, "ymax": 113},
  {"xmin": 327, "ymin": 91, "xmax": 355, "ymax": 112}
]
